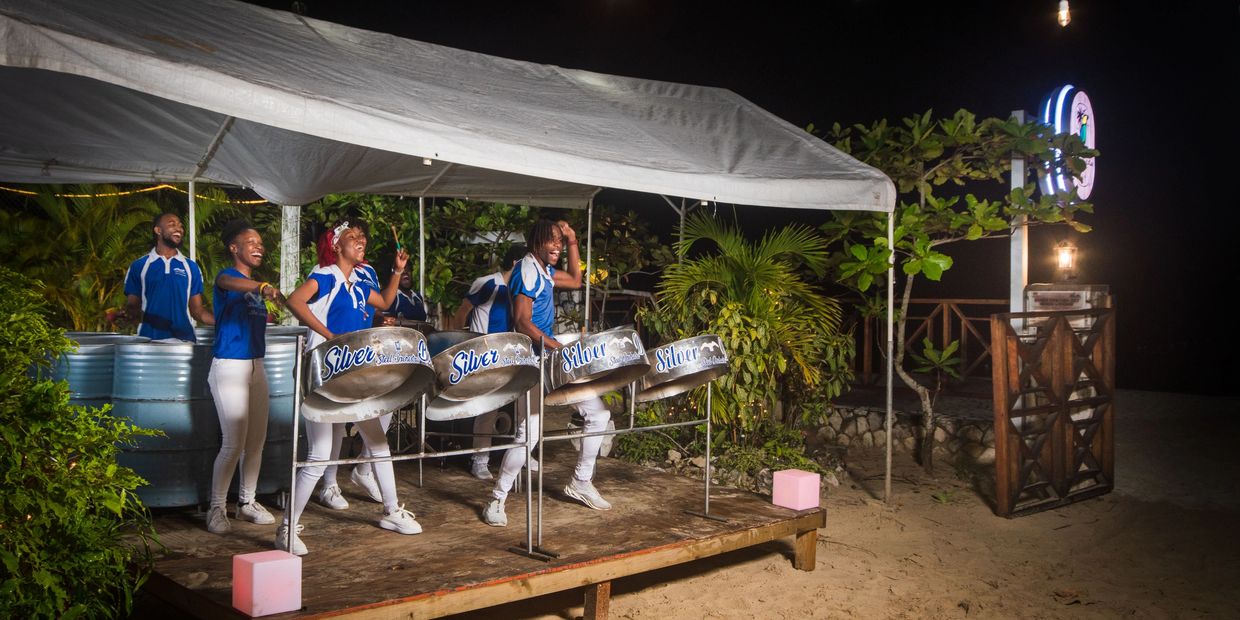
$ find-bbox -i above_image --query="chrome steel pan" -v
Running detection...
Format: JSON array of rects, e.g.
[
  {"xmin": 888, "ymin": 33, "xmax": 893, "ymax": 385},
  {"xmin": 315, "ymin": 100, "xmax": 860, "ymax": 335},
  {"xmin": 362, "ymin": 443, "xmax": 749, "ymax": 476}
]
[
  {"xmin": 545, "ymin": 328, "xmax": 650, "ymax": 406},
  {"xmin": 636, "ymin": 334, "xmax": 729, "ymax": 402},
  {"xmin": 425, "ymin": 332, "xmax": 540, "ymax": 421},
  {"xmin": 301, "ymin": 326, "xmax": 435, "ymax": 423}
]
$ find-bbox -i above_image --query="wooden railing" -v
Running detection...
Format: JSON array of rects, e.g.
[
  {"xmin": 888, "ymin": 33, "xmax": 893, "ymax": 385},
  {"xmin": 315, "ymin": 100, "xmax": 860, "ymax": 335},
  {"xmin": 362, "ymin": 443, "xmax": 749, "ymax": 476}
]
[{"xmin": 856, "ymin": 298, "xmax": 1010, "ymax": 386}]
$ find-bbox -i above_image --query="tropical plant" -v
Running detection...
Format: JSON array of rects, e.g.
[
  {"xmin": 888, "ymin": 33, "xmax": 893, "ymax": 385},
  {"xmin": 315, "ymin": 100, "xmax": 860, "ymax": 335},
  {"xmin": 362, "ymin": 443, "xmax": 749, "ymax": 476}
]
[
  {"xmin": 641, "ymin": 212, "xmax": 847, "ymax": 442},
  {"xmin": 814, "ymin": 108, "xmax": 1096, "ymax": 472},
  {"xmin": 0, "ymin": 267, "xmax": 159, "ymax": 619},
  {"xmin": 0, "ymin": 185, "xmax": 162, "ymax": 331}
]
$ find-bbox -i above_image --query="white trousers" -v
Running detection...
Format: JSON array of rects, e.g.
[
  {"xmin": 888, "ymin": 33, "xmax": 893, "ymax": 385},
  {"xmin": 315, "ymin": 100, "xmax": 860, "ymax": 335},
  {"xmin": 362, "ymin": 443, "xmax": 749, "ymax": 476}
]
[
  {"xmin": 208, "ymin": 358, "xmax": 269, "ymax": 509},
  {"xmin": 471, "ymin": 410, "xmax": 499, "ymax": 465},
  {"xmin": 323, "ymin": 412, "xmax": 392, "ymax": 484},
  {"xmin": 492, "ymin": 394, "xmax": 609, "ymax": 502},
  {"xmin": 285, "ymin": 416, "xmax": 399, "ymax": 527}
]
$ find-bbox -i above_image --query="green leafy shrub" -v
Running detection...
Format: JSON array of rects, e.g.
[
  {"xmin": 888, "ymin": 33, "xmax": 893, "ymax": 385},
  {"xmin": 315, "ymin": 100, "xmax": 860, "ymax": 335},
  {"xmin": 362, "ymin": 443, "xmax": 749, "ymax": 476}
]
[{"xmin": 0, "ymin": 267, "xmax": 159, "ymax": 619}]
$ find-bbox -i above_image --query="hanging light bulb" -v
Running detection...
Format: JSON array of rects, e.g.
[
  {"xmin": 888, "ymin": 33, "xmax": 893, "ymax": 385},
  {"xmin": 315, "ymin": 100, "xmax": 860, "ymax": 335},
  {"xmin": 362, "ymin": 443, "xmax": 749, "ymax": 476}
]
[{"xmin": 1057, "ymin": 0, "xmax": 1071, "ymax": 27}]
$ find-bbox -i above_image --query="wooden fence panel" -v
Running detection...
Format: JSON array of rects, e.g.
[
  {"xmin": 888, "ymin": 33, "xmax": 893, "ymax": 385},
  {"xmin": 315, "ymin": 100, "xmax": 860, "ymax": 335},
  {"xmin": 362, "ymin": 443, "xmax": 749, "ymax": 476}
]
[{"xmin": 990, "ymin": 308, "xmax": 1116, "ymax": 517}]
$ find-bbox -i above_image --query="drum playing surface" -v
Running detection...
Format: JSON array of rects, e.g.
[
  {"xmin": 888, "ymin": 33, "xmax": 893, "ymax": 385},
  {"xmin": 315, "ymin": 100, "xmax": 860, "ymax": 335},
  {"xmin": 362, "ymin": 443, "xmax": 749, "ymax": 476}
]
[
  {"xmin": 302, "ymin": 326, "xmax": 435, "ymax": 423},
  {"xmin": 637, "ymin": 334, "xmax": 729, "ymax": 402}
]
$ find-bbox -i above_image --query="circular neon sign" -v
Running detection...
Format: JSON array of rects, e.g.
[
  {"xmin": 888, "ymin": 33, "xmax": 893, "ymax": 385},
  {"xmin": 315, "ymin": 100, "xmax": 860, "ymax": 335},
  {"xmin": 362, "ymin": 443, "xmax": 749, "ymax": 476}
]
[{"xmin": 1039, "ymin": 84, "xmax": 1096, "ymax": 200}]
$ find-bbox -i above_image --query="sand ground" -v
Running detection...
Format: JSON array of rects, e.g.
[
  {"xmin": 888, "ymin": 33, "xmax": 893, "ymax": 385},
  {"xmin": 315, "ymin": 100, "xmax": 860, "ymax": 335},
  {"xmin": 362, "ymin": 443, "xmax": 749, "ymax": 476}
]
[{"xmin": 448, "ymin": 389, "xmax": 1240, "ymax": 619}]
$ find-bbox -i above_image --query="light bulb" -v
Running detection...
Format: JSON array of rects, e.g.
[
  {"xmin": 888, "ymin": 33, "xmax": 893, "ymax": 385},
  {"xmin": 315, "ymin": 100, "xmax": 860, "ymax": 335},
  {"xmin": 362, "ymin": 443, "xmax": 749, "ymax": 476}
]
[{"xmin": 1057, "ymin": 0, "xmax": 1071, "ymax": 27}]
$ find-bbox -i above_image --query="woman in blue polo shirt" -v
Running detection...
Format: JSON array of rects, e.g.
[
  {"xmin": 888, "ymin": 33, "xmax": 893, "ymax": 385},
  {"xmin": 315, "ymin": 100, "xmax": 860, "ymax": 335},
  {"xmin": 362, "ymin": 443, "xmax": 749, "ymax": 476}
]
[
  {"xmin": 276, "ymin": 220, "xmax": 418, "ymax": 555},
  {"xmin": 205, "ymin": 220, "xmax": 284, "ymax": 534}
]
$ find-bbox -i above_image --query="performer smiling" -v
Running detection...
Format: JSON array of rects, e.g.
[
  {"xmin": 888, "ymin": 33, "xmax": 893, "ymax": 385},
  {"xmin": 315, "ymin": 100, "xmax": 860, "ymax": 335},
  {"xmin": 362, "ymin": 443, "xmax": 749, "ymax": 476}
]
[
  {"xmin": 205, "ymin": 220, "xmax": 284, "ymax": 534},
  {"xmin": 276, "ymin": 220, "xmax": 419, "ymax": 555},
  {"xmin": 120, "ymin": 211, "xmax": 214, "ymax": 341},
  {"xmin": 482, "ymin": 219, "xmax": 614, "ymax": 528}
]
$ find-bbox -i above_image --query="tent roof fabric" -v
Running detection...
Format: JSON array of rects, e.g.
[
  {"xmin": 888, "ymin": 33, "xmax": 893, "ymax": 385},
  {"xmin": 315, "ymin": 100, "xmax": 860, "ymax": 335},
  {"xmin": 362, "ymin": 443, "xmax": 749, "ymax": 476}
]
[{"xmin": 0, "ymin": 0, "xmax": 894, "ymax": 211}]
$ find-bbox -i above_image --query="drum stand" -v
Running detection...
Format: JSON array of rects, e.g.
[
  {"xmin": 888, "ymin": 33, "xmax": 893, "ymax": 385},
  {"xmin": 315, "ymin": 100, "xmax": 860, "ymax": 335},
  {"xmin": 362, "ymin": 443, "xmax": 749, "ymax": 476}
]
[
  {"xmin": 508, "ymin": 346, "xmax": 558, "ymax": 562},
  {"xmin": 506, "ymin": 342, "xmax": 727, "ymax": 562}
]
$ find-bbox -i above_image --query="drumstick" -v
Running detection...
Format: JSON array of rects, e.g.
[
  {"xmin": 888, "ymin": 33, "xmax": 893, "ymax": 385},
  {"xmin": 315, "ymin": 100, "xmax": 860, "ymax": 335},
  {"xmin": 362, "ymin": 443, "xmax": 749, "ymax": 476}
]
[{"xmin": 390, "ymin": 224, "xmax": 401, "ymax": 251}]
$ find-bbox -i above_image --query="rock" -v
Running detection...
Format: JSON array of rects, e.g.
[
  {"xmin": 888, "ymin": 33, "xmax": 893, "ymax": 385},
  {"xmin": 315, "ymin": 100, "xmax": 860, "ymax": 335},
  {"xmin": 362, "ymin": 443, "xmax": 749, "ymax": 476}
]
[
  {"xmin": 690, "ymin": 456, "xmax": 706, "ymax": 469},
  {"xmin": 976, "ymin": 447, "xmax": 996, "ymax": 465},
  {"xmin": 667, "ymin": 449, "xmax": 683, "ymax": 463},
  {"xmin": 964, "ymin": 426, "xmax": 984, "ymax": 443},
  {"xmin": 840, "ymin": 418, "xmax": 857, "ymax": 438},
  {"xmin": 902, "ymin": 436, "xmax": 917, "ymax": 451},
  {"xmin": 856, "ymin": 417, "xmax": 869, "ymax": 433},
  {"xmin": 983, "ymin": 427, "xmax": 995, "ymax": 444},
  {"xmin": 867, "ymin": 412, "xmax": 883, "ymax": 430},
  {"xmin": 828, "ymin": 410, "xmax": 844, "ymax": 431},
  {"xmin": 821, "ymin": 427, "xmax": 837, "ymax": 442},
  {"xmin": 861, "ymin": 433, "xmax": 874, "ymax": 448},
  {"xmin": 838, "ymin": 434, "xmax": 852, "ymax": 446},
  {"xmin": 824, "ymin": 471, "xmax": 840, "ymax": 487},
  {"xmin": 964, "ymin": 443, "xmax": 985, "ymax": 459},
  {"xmin": 873, "ymin": 430, "xmax": 886, "ymax": 447},
  {"xmin": 934, "ymin": 427, "xmax": 949, "ymax": 443}
]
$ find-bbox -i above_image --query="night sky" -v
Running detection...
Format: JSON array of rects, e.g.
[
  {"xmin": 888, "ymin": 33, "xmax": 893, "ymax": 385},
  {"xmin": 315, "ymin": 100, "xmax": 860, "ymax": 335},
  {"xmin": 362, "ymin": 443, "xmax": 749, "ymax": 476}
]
[{"xmin": 244, "ymin": 0, "xmax": 1238, "ymax": 395}]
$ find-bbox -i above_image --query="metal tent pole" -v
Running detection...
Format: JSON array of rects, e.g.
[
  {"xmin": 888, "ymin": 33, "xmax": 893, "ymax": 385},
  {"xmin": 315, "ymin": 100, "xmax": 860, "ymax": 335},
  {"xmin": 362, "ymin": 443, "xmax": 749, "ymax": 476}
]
[
  {"xmin": 584, "ymin": 199, "xmax": 593, "ymax": 330},
  {"xmin": 885, "ymin": 210, "xmax": 895, "ymax": 503},
  {"xmin": 286, "ymin": 334, "xmax": 305, "ymax": 551},
  {"xmin": 187, "ymin": 180, "xmax": 197, "ymax": 262}
]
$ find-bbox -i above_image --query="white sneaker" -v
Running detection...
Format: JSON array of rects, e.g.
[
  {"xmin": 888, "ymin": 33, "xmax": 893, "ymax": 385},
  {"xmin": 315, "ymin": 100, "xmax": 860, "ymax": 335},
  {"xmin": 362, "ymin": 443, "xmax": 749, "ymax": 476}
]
[
  {"xmin": 470, "ymin": 459, "xmax": 493, "ymax": 480},
  {"xmin": 564, "ymin": 478, "xmax": 612, "ymax": 511},
  {"xmin": 275, "ymin": 523, "xmax": 308, "ymax": 556},
  {"xmin": 315, "ymin": 485, "xmax": 349, "ymax": 510},
  {"xmin": 379, "ymin": 504, "xmax": 422, "ymax": 535},
  {"xmin": 236, "ymin": 501, "xmax": 275, "ymax": 525},
  {"xmin": 350, "ymin": 467, "xmax": 383, "ymax": 503},
  {"xmin": 483, "ymin": 498, "xmax": 507, "ymax": 527},
  {"xmin": 206, "ymin": 505, "xmax": 230, "ymax": 533}
]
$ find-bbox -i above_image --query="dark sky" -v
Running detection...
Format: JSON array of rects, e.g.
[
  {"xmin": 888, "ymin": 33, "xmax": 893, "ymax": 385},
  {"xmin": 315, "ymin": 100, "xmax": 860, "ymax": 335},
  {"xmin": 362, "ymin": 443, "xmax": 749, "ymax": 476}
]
[{"xmin": 245, "ymin": 0, "xmax": 1239, "ymax": 394}]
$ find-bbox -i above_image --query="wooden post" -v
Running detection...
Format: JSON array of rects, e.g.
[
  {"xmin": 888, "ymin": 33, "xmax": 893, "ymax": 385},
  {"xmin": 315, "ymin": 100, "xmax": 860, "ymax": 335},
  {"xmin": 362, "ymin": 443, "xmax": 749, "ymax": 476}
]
[
  {"xmin": 584, "ymin": 581, "xmax": 611, "ymax": 620},
  {"xmin": 792, "ymin": 528, "xmax": 818, "ymax": 571}
]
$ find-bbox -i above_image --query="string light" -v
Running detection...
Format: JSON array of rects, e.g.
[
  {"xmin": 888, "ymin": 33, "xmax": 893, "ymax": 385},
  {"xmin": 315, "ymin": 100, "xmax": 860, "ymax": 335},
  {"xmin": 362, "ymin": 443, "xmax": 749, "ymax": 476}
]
[{"xmin": 0, "ymin": 183, "xmax": 270, "ymax": 204}]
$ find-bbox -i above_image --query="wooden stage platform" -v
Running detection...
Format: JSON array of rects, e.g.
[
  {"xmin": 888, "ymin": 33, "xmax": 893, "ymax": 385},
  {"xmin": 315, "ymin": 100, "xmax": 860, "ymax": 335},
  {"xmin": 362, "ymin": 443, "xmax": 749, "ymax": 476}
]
[{"xmin": 144, "ymin": 446, "xmax": 826, "ymax": 619}]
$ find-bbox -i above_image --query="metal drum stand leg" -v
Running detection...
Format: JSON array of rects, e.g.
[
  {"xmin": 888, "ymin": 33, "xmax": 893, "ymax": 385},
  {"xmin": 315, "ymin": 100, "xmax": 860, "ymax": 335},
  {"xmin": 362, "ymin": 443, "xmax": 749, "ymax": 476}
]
[
  {"xmin": 684, "ymin": 382, "xmax": 727, "ymax": 523},
  {"xmin": 508, "ymin": 341, "xmax": 556, "ymax": 561}
]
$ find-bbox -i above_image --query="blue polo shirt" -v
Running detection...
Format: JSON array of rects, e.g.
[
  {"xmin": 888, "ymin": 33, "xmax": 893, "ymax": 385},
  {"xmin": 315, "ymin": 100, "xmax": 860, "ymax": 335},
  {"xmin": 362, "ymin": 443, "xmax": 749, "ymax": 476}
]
[
  {"xmin": 212, "ymin": 268, "xmax": 267, "ymax": 360},
  {"xmin": 465, "ymin": 272, "xmax": 509, "ymax": 334},
  {"xmin": 508, "ymin": 254, "xmax": 555, "ymax": 336},
  {"xmin": 124, "ymin": 249, "xmax": 204, "ymax": 342},
  {"xmin": 305, "ymin": 265, "xmax": 377, "ymax": 349},
  {"xmin": 387, "ymin": 290, "xmax": 428, "ymax": 321}
]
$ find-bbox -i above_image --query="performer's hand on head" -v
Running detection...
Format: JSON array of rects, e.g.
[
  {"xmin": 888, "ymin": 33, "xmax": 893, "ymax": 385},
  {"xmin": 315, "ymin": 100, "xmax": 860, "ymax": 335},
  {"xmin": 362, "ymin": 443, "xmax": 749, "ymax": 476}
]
[{"xmin": 556, "ymin": 220, "xmax": 577, "ymax": 245}]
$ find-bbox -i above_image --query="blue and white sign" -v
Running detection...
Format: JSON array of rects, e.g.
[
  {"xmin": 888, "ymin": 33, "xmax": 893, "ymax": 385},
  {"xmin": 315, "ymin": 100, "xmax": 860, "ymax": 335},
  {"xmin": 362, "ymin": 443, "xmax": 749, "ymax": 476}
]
[{"xmin": 1039, "ymin": 84, "xmax": 1096, "ymax": 200}]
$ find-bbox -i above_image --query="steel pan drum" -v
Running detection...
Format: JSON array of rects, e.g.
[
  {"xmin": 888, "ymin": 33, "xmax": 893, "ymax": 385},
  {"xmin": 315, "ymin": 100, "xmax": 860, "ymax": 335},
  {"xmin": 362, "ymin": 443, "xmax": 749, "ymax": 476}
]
[
  {"xmin": 425, "ymin": 332, "xmax": 541, "ymax": 420},
  {"xmin": 637, "ymin": 335, "xmax": 729, "ymax": 402},
  {"xmin": 301, "ymin": 326, "xmax": 435, "ymax": 423},
  {"xmin": 545, "ymin": 328, "xmax": 650, "ymax": 406}
]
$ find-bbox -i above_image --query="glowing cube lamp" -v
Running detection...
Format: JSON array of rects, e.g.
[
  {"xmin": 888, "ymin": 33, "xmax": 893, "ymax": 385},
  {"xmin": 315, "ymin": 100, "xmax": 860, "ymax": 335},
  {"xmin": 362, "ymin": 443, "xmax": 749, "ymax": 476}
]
[
  {"xmin": 772, "ymin": 469, "xmax": 821, "ymax": 511},
  {"xmin": 232, "ymin": 550, "xmax": 301, "ymax": 617}
]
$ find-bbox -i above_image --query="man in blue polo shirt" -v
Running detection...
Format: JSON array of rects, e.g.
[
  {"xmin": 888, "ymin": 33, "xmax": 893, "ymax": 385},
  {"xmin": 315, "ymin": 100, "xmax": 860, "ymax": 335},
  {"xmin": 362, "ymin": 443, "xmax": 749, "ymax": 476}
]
[
  {"xmin": 122, "ymin": 212, "xmax": 214, "ymax": 341},
  {"xmin": 482, "ymin": 219, "xmax": 615, "ymax": 527}
]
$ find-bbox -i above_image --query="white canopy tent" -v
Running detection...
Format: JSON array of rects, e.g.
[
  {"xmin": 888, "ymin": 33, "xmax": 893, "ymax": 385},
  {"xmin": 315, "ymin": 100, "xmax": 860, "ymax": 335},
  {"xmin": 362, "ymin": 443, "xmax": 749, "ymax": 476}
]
[{"xmin": 1, "ymin": 0, "xmax": 900, "ymax": 498}]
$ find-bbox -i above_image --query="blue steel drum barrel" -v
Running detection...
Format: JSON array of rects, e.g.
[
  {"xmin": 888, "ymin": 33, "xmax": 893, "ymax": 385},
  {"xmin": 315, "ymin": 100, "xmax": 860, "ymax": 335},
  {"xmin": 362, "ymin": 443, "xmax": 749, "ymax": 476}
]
[
  {"xmin": 111, "ymin": 341, "xmax": 217, "ymax": 507},
  {"xmin": 50, "ymin": 334, "xmax": 150, "ymax": 411},
  {"xmin": 256, "ymin": 333, "xmax": 306, "ymax": 496}
]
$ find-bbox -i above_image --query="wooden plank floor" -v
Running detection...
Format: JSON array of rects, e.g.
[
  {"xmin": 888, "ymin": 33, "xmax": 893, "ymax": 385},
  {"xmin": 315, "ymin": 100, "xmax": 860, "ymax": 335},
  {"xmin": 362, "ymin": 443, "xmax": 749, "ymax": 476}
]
[{"xmin": 144, "ymin": 442, "xmax": 825, "ymax": 619}]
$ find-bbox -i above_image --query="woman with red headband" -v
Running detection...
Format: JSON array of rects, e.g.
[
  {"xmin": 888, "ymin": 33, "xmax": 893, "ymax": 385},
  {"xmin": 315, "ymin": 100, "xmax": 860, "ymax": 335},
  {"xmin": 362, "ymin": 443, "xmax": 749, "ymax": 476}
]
[{"xmin": 276, "ymin": 220, "xmax": 418, "ymax": 555}]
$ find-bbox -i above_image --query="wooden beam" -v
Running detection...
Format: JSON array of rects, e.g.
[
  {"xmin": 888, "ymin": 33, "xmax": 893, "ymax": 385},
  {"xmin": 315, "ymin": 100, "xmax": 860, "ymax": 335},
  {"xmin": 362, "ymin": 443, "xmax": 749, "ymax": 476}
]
[
  {"xmin": 792, "ymin": 527, "xmax": 818, "ymax": 571},
  {"xmin": 584, "ymin": 581, "xmax": 611, "ymax": 620},
  {"xmin": 325, "ymin": 510, "xmax": 826, "ymax": 619}
]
